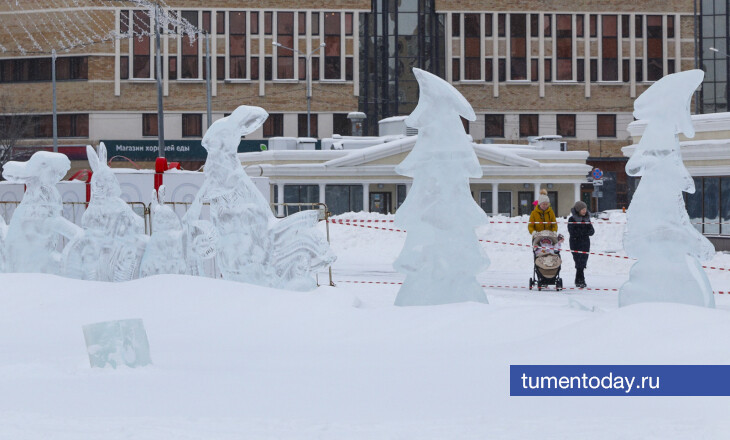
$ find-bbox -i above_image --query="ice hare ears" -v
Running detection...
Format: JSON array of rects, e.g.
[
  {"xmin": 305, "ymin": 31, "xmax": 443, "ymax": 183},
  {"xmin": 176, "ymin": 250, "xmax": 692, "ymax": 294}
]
[
  {"xmin": 405, "ymin": 68, "xmax": 476, "ymax": 129},
  {"xmin": 86, "ymin": 142, "xmax": 109, "ymax": 172},
  {"xmin": 202, "ymin": 105, "xmax": 268, "ymax": 151}
]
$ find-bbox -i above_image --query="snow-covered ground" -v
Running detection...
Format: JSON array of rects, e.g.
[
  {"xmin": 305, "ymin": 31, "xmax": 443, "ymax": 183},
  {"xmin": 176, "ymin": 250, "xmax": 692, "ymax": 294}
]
[{"xmin": 1, "ymin": 212, "xmax": 730, "ymax": 439}]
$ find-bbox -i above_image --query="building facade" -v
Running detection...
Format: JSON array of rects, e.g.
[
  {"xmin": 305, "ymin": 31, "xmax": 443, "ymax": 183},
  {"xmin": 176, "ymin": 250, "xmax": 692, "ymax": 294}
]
[{"xmin": 0, "ymin": 0, "xmax": 697, "ymax": 211}]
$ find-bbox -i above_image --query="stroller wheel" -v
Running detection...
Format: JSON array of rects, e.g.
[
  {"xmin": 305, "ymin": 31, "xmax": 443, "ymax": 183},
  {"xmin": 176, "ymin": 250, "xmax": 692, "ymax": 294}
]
[
  {"xmin": 537, "ymin": 284, "xmax": 542, "ymax": 291},
  {"xmin": 529, "ymin": 278, "xmax": 534, "ymax": 290}
]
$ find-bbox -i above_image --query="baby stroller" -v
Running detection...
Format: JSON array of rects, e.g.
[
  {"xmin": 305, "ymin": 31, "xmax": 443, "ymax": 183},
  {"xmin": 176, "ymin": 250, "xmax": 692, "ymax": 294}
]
[{"xmin": 529, "ymin": 230, "xmax": 564, "ymax": 291}]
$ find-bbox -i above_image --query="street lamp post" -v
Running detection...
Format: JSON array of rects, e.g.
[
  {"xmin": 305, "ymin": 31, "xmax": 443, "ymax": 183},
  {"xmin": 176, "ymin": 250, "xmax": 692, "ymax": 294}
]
[{"xmin": 272, "ymin": 41, "xmax": 325, "ymax": 138}]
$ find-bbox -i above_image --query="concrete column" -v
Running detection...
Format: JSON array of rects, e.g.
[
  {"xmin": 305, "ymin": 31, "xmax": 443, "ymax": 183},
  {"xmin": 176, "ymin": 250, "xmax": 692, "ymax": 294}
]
[
  {"xmin": 319, "ymin": 183, "xmax": 326, "ymax": 204},
  {"xmin": 277, "ymin": 183, "xmax": 285, "ymax": 217},
  {"xmin": 362, "ymin": 183, "xmax": 370, "ymax": 212},
  {"xmin": 574, "ymin": 182, "xmax": 581, "ymax": 204},
  {"xmin": 534, "ymin": 183, "xmax": 542, "ymax": 203},
  {"xmin": 491, "ymin": 182, "xmax": 499, "ymax": 216}
]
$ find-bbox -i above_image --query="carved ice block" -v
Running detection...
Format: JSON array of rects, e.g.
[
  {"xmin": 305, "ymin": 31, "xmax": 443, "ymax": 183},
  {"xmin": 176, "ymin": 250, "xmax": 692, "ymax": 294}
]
[{"xmin": 82, "ymin": 318, "xmax": 152, "ymax": 368}]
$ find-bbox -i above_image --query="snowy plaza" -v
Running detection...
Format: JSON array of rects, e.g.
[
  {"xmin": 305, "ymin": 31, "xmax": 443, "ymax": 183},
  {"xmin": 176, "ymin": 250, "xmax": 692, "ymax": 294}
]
[{"xmin": 2, "ymin": 1, "xmax": 730, "ymax": 439}]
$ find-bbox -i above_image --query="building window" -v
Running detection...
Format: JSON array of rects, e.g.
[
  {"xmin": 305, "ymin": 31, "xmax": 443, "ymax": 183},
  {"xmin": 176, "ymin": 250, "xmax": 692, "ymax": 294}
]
[
  {"xmin": 510, "ymin": 14, "xmax": 527, "ymax": 80},
  {"xmin": 464, "ymin": 13, "xmax": 481, "ymax": 80},
  {"xmin": 284, "ymin": 184, "xmax": 319, "ymax": 214},
  {"xmin": 298, "ymin": 113, "xmax": 318, "ymax": 137},
  {"xmin": 325, "ymin": 185, "xmax": 363, "ymax": 215},
  {"xmin": 216, "ymin": 11, "xmax": 225, "ymax": 34},
  {"xmin": 647, "ymin": 15, "xmax": 663, "ymax": 81},
  {"xmin": 263, "ymin": 113, "xmax": 283, "ymax": 137},
  {"xmin": 182, "ymin": 114, "xmax": 202, "ymax": 137},
  {"xmin": 298, "ymin": 12, "xmax": 307, "ymax": 35},
  {"xmin": 276, "ymin": 12, "xmax": 295, "ymax": 79},
  {"xmin": 601, "ymin": 15, "xmax": 618, "ymax": 81},
  {"xmin": 597, "ymin": 114, "xmax": 616, "ymax": 137},
  {"xmin": 120, "ymin": 56, "xmax": 129, "ymax": 80},
  {"xmin": 333, "ymin": 113, "xmax": 351, "ymax": 136},
  {"xmin": 519, "ymin": 114, "xmax": 538, "ymax": 137},
  {"xmin": 324, "ymin": 12, "xmax": 341, "ymax": 80},
  {"xmin": 0, "ymin": 57, "xmax": 88, "ymax": 83},
  {"xmin": 484, "ymin": 114, "xmax": 504, "ymax": 137},
  {"xmin": 25, "ymin": 114, "xmax": 88, "ymax": 138},
  {"xmin": 556, "ymin": 14, "xmax": 572, "ymax": 81},
  {"xmin": 556, "ymin": 114, "xmax": 576, "ymax": 137},
  {"xmin": 229, "ymin": 11, "xmax": 246, "ymax": 79},
  {"xmin": 143, "ymin": 114, "xmax": 158, "ymax": 137},
  {"xmin": 264, "ymin": 11, "xmax": 273, "ymax": 35},
  {"xmin": 132, "ymin": 10, "xmax": 151, "ymax": 78},
  {"xmin": 250, "ymin": 11, "xmax": 259, "ymax": 34}
]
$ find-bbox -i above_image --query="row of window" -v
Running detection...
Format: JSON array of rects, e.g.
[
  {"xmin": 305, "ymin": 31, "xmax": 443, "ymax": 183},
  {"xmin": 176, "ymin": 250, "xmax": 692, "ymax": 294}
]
[
  {"xmin": 141, "ymin": 113, "xmax": 354, "ymax": 138},
  {"xmin": 120, "ymin": 9, "xmax": 355, "ymax": 82},
  {"xmin": 0, "ymin": 114, "xmax": 89, "ymax": 138},
  {"xmin": 476, "ymin": 114, "xmax": 617, "ymax": 138},
  {"xmin": 686, "ymin": 176, "xmax": 730, "ymax": 236},
  {"xmin": 0, "ymin": 57, "xmax": 88, "ymax": 83},
  {"xmin": 450, "ymin": 12, "xmax": 676, "ymax": 83}
]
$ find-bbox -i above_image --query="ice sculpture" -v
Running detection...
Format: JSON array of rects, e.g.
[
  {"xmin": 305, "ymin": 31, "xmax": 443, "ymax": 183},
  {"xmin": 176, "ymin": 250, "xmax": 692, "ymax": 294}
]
[
  {"xmin": 183, "ymin": 105, "xmax": 335, "ymax": 290},
  {"xmin": 63, "ymin": 143, "xmax": 147, "ymax": 281},
  {"xmin": 82, "ymin": 319, "xmax": 152, "ymax": 368},
  {"xmin": 0, "ymin": 212, "xmax": 7, "ymax": 273},
  {"xmin": 139, "ymin": 185, "xmax": 186, "ymax": 277},
  {"xmin": 393, "ymin": 68, "xmax": 489, "ymax": 306},
  {"xmin": 619, "ymin": 70, "xmax": 715, "ymax": 308},
  {"xmin": 2, "ymin": 151, "xmax": 79, "ymax": 273}
]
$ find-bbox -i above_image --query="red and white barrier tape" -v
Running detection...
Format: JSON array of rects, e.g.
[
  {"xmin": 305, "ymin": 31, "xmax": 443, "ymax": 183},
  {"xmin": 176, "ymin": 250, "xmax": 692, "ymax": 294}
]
[
  {"xmin": 333, "ymin": 218, "xmax": 729, "ymax": 226},
  {"xmin": 335, "ymin": 280, "xmax": 729, "ymax": 295},
  {"xmin": 329, "ymin": 219, "xmax": 730, "ymax": 272}
]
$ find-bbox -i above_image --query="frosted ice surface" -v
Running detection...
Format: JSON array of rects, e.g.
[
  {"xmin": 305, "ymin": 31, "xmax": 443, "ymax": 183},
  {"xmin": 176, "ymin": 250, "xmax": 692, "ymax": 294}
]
[
  {"xmin": 0, "ymin": 212, "xmax": 7, "ymax": 273},
  {"xmin": 393, "ymin": 68, "xmax": 488, "ymax": 306},
  {"xmin": 82, "ymin": 319, "xmax": 152, "ymax": 368},
  {"xmin": 63, "ymin": 144, "xmax": 147, "ymax": 281},
  {"xmin": 140, "ymin": 185, "xmax": 187, "ymax": 277},
  {"xmin": 1, "ymin": 151, "xmax": 78, "ymax": 274},
  {"xmin": 619, "ymin": 70, "xmax": 715, "ymax": 308},
  {"xmin": 183, "ymin": 105, "xmax": 335, "ymax": 290}
]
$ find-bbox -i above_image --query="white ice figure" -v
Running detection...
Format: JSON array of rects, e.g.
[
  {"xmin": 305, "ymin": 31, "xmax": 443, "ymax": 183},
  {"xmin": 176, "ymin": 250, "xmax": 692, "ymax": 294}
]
[
  {"xmin": 1, "ymin": 151, "xmax": 79, "ymax": 273},
  {"xmin": 184, "ymin": 105, "xmax": 335, "ymax": 290},
  {"xmin": 619, "ymin": 70, "xmax": 715, "ymax": 308},
  {"xmin": 393, "ymin": 68, "xmax": 489, "ymax": 306},
  {"xmin": 0, "ymin": 212, "xmax": 7, "ymax": 273},
  {"xmin": 63, "ymin": 144, "xmax": 147, "ymax": 281},
  {"xmin": 139, "ymin": 185, "xmax": 186, "ymax": 277}
]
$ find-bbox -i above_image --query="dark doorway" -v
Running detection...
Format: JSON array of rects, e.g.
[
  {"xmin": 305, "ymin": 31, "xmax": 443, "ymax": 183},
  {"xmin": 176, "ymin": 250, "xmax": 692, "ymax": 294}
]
[{"xmin": 370, "ymin": 192, "xmax": 392, "ymax": 214}]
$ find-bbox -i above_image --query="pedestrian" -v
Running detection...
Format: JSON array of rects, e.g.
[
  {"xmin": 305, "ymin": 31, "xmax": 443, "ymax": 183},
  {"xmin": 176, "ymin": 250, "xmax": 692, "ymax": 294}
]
[
  {"xmin": 567, "ymin": 200, "xmax": 595, "ymax": 288},
  {"xmin": 528, "ymin": 189, "xmax": 557, "ymax": 235}
]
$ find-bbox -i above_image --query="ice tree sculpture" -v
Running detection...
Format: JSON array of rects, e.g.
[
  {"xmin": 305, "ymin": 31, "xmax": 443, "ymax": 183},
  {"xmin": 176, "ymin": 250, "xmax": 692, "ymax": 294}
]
[
  {"xmin": 2, "ymin": 151, "xmax": 79, "ymax": 273},
  {"xmin": 184, "ymin": 105, "xmax": 335, "ymax": 290},
  {"xmin": 63, "ymin": 144, "xmax": 147, "ymax": 281},
  {"xmin": 619, "ymin": 70, "xmax": 715, "ymax": 308},
  {"xmin": 139, "ymin": 185, "xmax": 187, "ymax": 277},
  {"xmin": 0, "ymin": 212, "xmax": 7, "ymax": 273},
  {"xmin": 393, "ymin": 68, "xmax": 489, "ymax": 306}
]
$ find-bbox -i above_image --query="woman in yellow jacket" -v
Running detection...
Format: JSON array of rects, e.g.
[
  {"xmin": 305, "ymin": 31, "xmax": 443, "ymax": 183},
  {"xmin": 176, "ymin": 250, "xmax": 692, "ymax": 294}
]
[{"xmin": 528, "ymin": 189, "xmax": 558, "ymax": 234}]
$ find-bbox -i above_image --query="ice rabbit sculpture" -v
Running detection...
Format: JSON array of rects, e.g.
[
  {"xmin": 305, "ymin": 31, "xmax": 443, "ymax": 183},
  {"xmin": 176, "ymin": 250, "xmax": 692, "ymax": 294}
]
[
  {"xmin": 619, "ymin": 69, "xmax": 715, "ymax": 308},
  {"xmin": 1, "ymin": 151, "xmax": 77, "ymax": 274},
  {"xmin": 393, "ymin": 68, "xmax": 489, "ymax": 306},
  {"xmin": 184, "ymin": 105, "xmax": 335, "ymax": 290},
  {"xmin": 63, "ymin": 143, "xmax": 147, "ymax": 281}
]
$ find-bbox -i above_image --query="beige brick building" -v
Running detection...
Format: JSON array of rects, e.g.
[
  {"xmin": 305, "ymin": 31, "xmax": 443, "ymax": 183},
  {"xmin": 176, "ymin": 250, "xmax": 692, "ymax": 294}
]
[{"xmin": 0, "ymin": 0, "xmax": 696, "ymax": 209}]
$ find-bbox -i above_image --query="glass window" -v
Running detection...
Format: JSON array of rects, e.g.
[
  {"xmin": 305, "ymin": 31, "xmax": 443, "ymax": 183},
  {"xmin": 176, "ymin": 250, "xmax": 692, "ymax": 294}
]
[
  {"xmin": 298, "ymin": 113, "xmax": 318, "ymax": 137},
  {"xmin": 326, "ymin": 185, "xmax": 363, "ymax": 215},
  {"xmin": 264, "ymin": 11, "xmax": 273, "ymax": 35},
  {"xmin": 556, "ymin": 14, "xmax": 572, "ymax": 80},
  {"xmin": 597, "ymin": 114, "xmax": 616, "ymax": 137},
  {"xmin": 635, "ymin": 15, "xmax": 643, "ymax": 38},
  {"xmin": 464, "ymin": 13, "xmax": 481, "ymax": 80},
  {"xmin": 132, "ymin": 11, "xmax": 150, "ymax": 78},
  {"xmin": 333, "ymin": 113, "xmax": 351, "ymax": 136},
  {"xmin": 704, "ymin": 177, "xmax": 720, "ymax": 234},
  {"xmin": 182, "ymin": 114, "xmax": 202, "ymax": 137},
  {"xmin": 602, "ymin": 15, "xmax": 618, "ymax": 81},
  {"xmin": 250, "ymin": 11, "xmax": 259, "ymax": 34},
  {"xmin": 577, "ymin": 58, "xmax": 584, "ymax": 82},
  {"xmin": 530, "ymin": 14, "xmax": 539, "ymax": 37},
  {"xmin": 485, "ymin": 13, "xmax": 493, "ymax": 37},
  {"xmin": 576, "ymin": 15, "xmax": 584, "ymax": 38},
  {"xmin": 345, "ymin": 13, "xmax": 353, "ymax": 35},
  {"xmin": 510, "ymin": 14, "xmax": 527, "ymax": 80},
  {"xmin": 216, "ymin": 11, "xmax": 225, "ymax": 34},
  {"xmin": 721, "ymin": 177, "xmax": 730, "ymax": 235},
  {"xmin": 647, "ymin": 15, "xmax": 663, "ymax": 81},
  {"xmin": 263, "ymin": 113, "xmax": 283, "ymax": 137},
  {"xmin": 324, "ymin": 12, "xmax": 341, "ymax": 79},
  {"xmin": 181, "ymin": 11, "xmax": 199, "ymax": 79},
  {"xmin": 543, "ymin": 14, "xmax": 552, "ymax": 37},
  {"xmin": 484, "ymin": 114, "xmax": 504, "ymax": 137},
  {"xmin": 311, "ymin": 12, "xmax": 319, "ymax": 35},
  {"xmin": 229, "ymin": 11, "xmax": 246, "ymax": 79},
  {"xmin": 485, "ymin": 58, "xmax": 493, "ymax": 81},
  {"xmin": 497, "ymin": 13, "xmax": 506, "ymax": 37},
  {"xmin": 556, "ymin": 114, "xmax": 576, "ymax": 137},
  {"xmin": 284, "ymin": 185, "xmax": 319, "ymax": 214},
  {"xmin": 168, "ymin": 57, "xmax": 177, "ymax": 80},
  {"xmin": 589, "ymin": 14, "xmax": 597, "ymax": 37},
  {"xmin": 519, "ymin": 114, "xmax": 538, "ymax": 137},
  {"xmin": 687, "ymin": 177, "xmax": 703, "ymax": 233},
  {"xmin": 298, "ymin": 12, "xmax": 306, "ymax": 35},
  {"xmin": 277, "ymin": 12, "xmax": 294, "ymax": 79},
  {"xmin": 120, "ymin": 10, "xmax": 129, "ymax": 34},
  {"xmin": 143, "ymin": 113, "xmax": 158, "ymax": 137},
  {"xmin": 202, "ymin": 11, "xmax": 211, "ymax": 34},
  {"xmin": 452, "ymin": 13, "xmax": 460, "ymax": 37},
  {"xmin": 621, "ymin": 15, "xmax": 630, "ymax": 38},
  {"xmin": 120, "ymin": 56, "xmax": 129, "ymax": 80}
]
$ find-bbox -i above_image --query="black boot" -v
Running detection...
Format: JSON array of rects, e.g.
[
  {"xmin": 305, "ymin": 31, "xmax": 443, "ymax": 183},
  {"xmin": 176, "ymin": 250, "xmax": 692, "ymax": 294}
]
[{"xmin": 576, "ymin": 268, "xmax": 585, "ymax": 288}]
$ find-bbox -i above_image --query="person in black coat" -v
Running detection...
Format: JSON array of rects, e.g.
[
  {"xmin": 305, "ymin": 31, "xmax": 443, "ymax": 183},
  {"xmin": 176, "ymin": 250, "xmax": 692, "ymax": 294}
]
[{"xmin": 567, "ymin": 201, "xmax": 595, "ymax": 288}]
